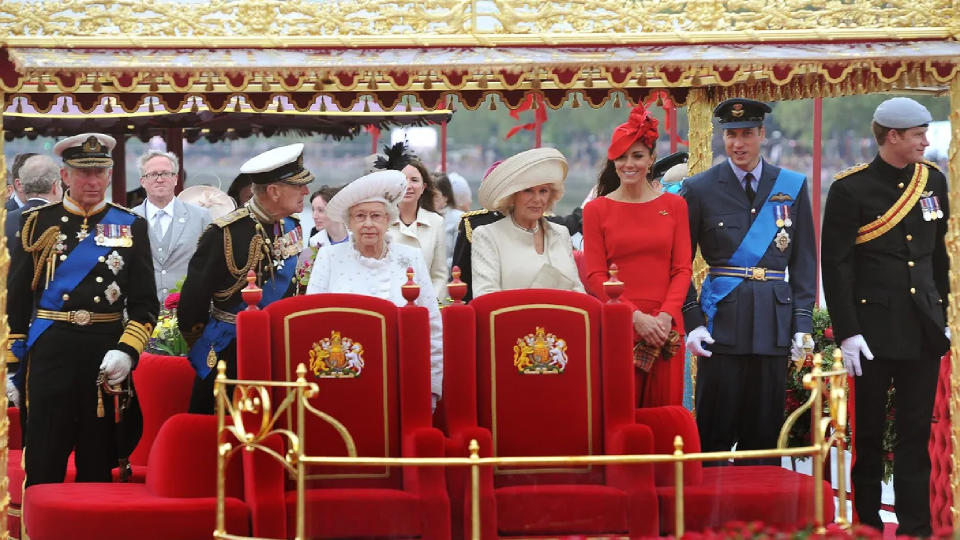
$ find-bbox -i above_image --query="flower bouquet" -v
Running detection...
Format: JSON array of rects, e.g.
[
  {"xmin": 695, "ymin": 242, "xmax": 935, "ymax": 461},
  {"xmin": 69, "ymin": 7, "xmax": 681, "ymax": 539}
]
[{"xmin": 148, "ymin": 291, "xmax": 188, "ymax": 356}]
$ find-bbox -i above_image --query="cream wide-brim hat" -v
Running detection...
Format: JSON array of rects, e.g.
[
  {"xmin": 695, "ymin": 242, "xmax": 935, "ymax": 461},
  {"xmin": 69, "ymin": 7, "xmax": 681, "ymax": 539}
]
[
  {"xmin": 477, "ymin": 147, "xmax": 568, "ymax": 213},
  {"xmin": 325, "ymin": 170, "xmax": 407, "ymax": 225},
  {"xmin": 177, "ymin": 185, "xmax": 237, "ymax": 221}
]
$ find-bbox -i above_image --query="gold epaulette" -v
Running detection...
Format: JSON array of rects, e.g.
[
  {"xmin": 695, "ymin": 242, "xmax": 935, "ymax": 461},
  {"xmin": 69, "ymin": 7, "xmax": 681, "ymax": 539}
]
[
  {"xmin": 107, "ymin": 202, "xmax": 139, "ymax": 215},
  {"xmin": 22, "ymin": 200, "xmax": 61, "ymax": 214},
  {"xmin": 921, "ymin": 159, "xmax": 942, "ymax": 172},
  {"xmin": 212, "ymin": 206, "xmax": 251, "ymax": 228},
  {"xmin": 461, "ymin": 209, "xmax": 490, "ymax": 219},
  {"xmin": 461, "ymin": 209, "xmax": 490, "ymax": 244},
  {"xmin": 834, "ymin": 163, "xmax": 869, "ymax": 180}
]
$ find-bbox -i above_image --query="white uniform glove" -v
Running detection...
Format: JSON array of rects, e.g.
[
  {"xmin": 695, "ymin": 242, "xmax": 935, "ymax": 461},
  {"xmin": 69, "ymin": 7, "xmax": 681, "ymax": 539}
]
[
  {"xmin": 840, "ymin": 334, "xmax": 874, "ymax": 377},
  {"xmin": 685, "ymin": 326, "xmax": 715, "ymax": 357},
  {"xmin": 99, "ymin": 350, "xmax": 133, "ymax": 386},
  {"xmin": 6, "ymin": 375, "xmax": 19, "ymax": 408}
]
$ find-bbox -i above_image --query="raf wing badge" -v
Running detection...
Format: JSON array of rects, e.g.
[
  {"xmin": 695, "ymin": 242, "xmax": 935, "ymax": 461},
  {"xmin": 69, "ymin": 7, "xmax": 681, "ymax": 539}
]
[
  {"xmin": 513, "ymin": 326, "xmax": 568, "ymax": 374},
  {"xmin": 309, "ymin": 331, "xmax": 365, "ymax": 378}
]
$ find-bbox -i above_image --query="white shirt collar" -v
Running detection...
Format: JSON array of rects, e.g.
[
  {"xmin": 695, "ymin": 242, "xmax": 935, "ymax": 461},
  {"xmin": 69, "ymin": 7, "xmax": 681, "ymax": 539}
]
[
  {"xmin": 728, "ymin": 158, "xmax": 762, "ymax": 186},
  {"xmin": 145, "ymin": 198, "xmax": 175, "ymax": 221},
  {"xmin": 12, "ymin": 193, "xmax": 25, "ymax": 208}
]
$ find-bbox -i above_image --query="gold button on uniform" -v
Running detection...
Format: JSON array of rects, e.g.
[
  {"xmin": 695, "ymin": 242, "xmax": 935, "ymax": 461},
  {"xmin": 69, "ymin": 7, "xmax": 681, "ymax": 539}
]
[
  {"xmin": 61, "ymin": 216, "xmax": 69, "ymax": 223},
  {"xmin": 906, "ymin": 234, "xmax": 913, "ymax": 241},
  {"xmin": 908, "ymin": 261, "xmax": 915, "ymax": 267},
  {"xmin": 94, "ymin": 296, "xmax": 101, "ymax": 303},
  {"xmin": 96, "ymin": 276, "xmax": 103, "ymax": 283},
  {"xmin": 718, "ymin": 222, "xmax": 724, "ymax": 227},
  {"xmin": 898, "ymin": 182, "xmax": 905, "ymax": 189},
  {"xmin": 59, "ymin": 254, "xmax": 67, "ymax": 261},
  {"xmin": 910, "ymin": 287, "xmax": 916, "ymax": 294},
  {"xmin": 860, "ymin": 299, "xmax": 867, "ymax": 304},
  {"xmin": 62, "ymin": 294, "xmax": 69, "ymax": 301},
  {"xmin": 98, "ymin": 256, "xmax": 106, "ymax": 262},
  {"xmin": 750, "ymin": 208, "xmax": 756, "ymax": 214}
]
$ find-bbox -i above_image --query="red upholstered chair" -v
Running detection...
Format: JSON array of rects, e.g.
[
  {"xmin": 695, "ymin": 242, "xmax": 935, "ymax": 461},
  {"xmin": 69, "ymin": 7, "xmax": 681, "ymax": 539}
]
[
  {"xmin": 929, "ymin": 353, "xmax": 953, "ymax": 534},
  {"xmin": 443, "ymin": 288, "xmax": 658, "ymax": 539},
  {"xmin": 634, "ymin": 405, "xmax": 834, "ymax": 534},
  {"xmin": 6, "ymin": 353, "xmax": 194, "ymax": 539},
  {"xmin": 236, "ymin": 293, "xmax": 450, "ymax": 539},
  {"xmin": 23, "ymin": 413, "xmax": 249, "ymax": 540}
]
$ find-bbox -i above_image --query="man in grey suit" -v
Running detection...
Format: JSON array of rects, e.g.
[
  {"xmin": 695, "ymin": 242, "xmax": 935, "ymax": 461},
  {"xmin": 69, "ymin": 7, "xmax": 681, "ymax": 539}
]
[{"xmin": 132, "ymin": 150, "xmax": 212, "ymax": 304}]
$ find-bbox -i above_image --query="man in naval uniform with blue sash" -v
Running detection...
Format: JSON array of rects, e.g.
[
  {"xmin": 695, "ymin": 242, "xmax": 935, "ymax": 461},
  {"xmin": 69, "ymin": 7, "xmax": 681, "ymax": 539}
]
[
  {"xmin": 681, "ymin": 99, "xmax": 817, "ymax": 464},
  {"xmin": 178, "ymin": 144, "xmax": 310, "ymax": 414},
  {"xmin": 7, "ymin": 133, "xmax": 159, "ymax": 486},
  {"xmin": 822, "ymin": 98, "xmax": 949, "ymax": 536}
]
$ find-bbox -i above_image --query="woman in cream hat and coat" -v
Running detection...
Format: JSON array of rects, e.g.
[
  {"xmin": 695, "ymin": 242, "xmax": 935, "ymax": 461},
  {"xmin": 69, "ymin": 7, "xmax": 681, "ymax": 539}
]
[{"xmin": 470, "ymin": 148, "xmax": 584, "ymax": 297}]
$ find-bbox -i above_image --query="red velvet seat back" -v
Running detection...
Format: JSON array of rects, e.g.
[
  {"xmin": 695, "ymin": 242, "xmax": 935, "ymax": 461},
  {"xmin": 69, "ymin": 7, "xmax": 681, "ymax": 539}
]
[
  {"xmin": 470, "ymin": 289, "xmax": 605, "ymax": 486},
  {"xmin": 146, "ymin": 414, "xmax": 244, "ymax": 499},
  {"xmin": 255, "ymin": 294, "xmax": 411, "ymax": 489},
  {"xmin": 130, "ymin": 353, "xmax": 195, "ymax": 466},
  {"xmin": 634, "ymin": 405, "xmax": 704, "ymax": 486}
]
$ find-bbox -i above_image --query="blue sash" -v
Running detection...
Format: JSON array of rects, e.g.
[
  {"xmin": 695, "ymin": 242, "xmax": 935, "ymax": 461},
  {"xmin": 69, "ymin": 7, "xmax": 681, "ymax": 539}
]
[
  {"xmin": 187, "ymin": 218, "xmax": 299, "ymax": 378},
  {"xmin": 26, "ymin": 207, "xmax": 135, "ymax": 349},
  {"xmin": 699, "ymin": 168, "xmax": 805, "ymax": 332}
]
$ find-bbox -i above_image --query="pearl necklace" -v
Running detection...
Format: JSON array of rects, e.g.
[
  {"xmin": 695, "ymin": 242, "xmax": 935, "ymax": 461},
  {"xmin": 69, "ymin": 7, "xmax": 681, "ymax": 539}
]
[{"xmin": 511, "ymin": 216, "xmax": 540, "ymax": 234}]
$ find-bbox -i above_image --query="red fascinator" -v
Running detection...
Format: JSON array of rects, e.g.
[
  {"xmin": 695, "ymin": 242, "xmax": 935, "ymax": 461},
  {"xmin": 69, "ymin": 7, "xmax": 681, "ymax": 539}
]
[{"xmin": 607, "ymin": 103, "xmax": 659, "ymax": 160}]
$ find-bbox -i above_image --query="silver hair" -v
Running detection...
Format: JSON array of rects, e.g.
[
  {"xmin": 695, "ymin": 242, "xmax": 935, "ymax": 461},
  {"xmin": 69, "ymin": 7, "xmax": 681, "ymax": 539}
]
[
  {"xmin": 19, "ymin": 155, "xmax": 61, "ymax": 197},
  {"xmin": 137, "ymin": 150, "xmax": 180, "ymax": 177}
]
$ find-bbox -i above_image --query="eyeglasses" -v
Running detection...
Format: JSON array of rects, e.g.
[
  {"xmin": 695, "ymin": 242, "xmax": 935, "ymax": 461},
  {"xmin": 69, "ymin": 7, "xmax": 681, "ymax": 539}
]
[
  {"xmin": 349, "ymin": 211, "xmax": 387, "ymax": 224},
  {"xmin": 142, "ymin": 171, "xmax": 177, "ymax": 181}
]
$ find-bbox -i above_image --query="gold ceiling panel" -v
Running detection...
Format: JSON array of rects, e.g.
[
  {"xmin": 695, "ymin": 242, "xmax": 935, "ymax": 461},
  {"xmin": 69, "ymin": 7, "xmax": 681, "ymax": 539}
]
[{"xmin": 0, "ymin": 0, "xmax": 956, "ymax": 47}]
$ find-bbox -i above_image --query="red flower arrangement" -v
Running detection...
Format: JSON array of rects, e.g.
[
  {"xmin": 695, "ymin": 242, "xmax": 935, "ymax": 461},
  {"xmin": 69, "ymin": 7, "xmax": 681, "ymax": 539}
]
[{"xmin": 163, "ymin": 292, "xmax": 180, "ymax": 311}]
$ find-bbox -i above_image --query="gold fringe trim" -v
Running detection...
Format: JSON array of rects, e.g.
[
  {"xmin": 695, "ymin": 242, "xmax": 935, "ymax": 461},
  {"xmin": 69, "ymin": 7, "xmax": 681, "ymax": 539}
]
[
  {"xmin": 855, "ymin": 163, "xmax": 927, "ymax": 245},
  {"xmin": 19, "ymin": 212, "xmax": 60, "ymax": 291}
]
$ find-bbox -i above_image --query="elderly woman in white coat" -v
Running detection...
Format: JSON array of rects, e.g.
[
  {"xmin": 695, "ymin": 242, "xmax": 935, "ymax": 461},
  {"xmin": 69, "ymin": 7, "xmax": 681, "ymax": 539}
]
[
  {"xmin": 306, "ymin": 170, "xmax": 443, "ymax": 406},
  {"xmin": 471, "ymin": 148, "xmax": 585, "ymax": 297}
]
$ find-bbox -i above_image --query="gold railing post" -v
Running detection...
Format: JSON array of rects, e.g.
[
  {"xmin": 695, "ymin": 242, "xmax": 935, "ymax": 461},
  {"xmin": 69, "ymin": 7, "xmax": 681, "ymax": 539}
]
[
  {"xmin": 673, "ymin": 435, "xmax": 685, "ymax": 538},
  {"xmin": 469, "ymin": 439, "xmax": 480, "ymax": 540},
  {"xmin": 295, "ymin": 364, "xmax": 307, "ymax": 540},
  {"xmin": 811, "ymin": 355, "xmax": 825, "ymax": 532},
  {"xmin": 948, "ymin": 72, "xmax": 960, "ymax": 540},
  {"xmin": 214, "ymin": 361, "xmax": 227, "ymax": 539},
  {"xmin": 834, "ymin": 351, "xmax": 850, "ymax": 529},
  {"xmin": 0, "ymin": 89, "xmax": 9, "ymax": 540}
]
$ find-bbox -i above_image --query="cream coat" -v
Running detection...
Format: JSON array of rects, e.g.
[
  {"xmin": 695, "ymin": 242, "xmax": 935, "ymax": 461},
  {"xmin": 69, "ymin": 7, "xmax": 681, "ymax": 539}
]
[
  {"xmin": 471, "ymin": 217, "xmax": 584, "ymax": 297},
  {"xmin": 389, "ymin": 207, "xmax": 448, "ymax": 300}
]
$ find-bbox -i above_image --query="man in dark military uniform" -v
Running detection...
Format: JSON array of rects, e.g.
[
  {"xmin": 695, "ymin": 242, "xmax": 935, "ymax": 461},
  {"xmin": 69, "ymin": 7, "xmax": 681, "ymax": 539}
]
[
  {"xmin": 681, "ymin": 99, "xmax": 817, "ymax": 464},
  {"xmin": 178, "ymin": 143, "xmax": 311, "ymax": 413},
  {"xmin": 822, "ymin": 97, "xmax": 949, "ymax": 536},
  {"xmin": 7, "ymin": 133, "xmax": 158, "ymax": 486}
]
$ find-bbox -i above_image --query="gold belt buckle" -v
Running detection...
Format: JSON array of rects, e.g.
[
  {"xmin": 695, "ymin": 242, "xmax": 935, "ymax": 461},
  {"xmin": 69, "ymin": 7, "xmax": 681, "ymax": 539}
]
[
  {"xmin": 749, "ymin": 267, "xmax": 766, "ymax": 281},
  {"xmin": 70, "ymin": 310, "xmax": 92, "ymax": 326}
]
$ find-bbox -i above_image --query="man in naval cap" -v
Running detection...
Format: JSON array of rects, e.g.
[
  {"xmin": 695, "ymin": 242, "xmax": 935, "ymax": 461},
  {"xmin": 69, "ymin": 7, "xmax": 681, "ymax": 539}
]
[
  {"xmin": 681, "ymin": 98, "xmax": 817, "ymax": 465},
  {"xmin": 822, "ymin": 96, "xmax": 949, "ymax": 536},
  {"xmin": 7, "ymin": 133, "xmax": 158, "ymax": 485},
  {"xmin": 178, "ymin": 143, "xmax": 311, "ymax": 413}
]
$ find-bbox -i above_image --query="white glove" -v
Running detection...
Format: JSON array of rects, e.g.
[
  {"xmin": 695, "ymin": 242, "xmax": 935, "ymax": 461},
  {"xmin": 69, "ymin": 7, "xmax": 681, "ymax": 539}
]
[
  {"xmin": 840, "ymin": 334, "xmax": 874, "ymax": 377},
  {"xmin": 6, "ymin": 375, "xmax": 19, "ymax": 408},
  {"xmin": 99, "ymin": 350, "xmax": 133, "ymax": 386},
  {"xmin": 685, "ymin": 326, "xmax": 715, "ymax": 358}
]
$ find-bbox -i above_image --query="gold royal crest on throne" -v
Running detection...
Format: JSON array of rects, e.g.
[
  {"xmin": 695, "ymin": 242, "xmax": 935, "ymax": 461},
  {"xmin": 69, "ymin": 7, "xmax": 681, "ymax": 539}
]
[
  {"xmin": 513, "ymin": 327, "xmax": 569, "ymax": 374},
  {"xmin": 309, "ymin": 331, "xmax": 365, "ymax": 378}
]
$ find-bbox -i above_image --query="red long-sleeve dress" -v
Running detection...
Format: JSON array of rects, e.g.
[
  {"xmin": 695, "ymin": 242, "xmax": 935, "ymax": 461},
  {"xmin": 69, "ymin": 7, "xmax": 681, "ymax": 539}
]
[{"xmin": 583, "ymin": 193, "xmax": 692, "ymax": 407}]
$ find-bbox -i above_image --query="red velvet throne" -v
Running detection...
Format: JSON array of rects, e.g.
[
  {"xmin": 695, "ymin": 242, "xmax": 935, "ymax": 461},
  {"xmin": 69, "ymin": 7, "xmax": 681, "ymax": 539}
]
[
  {"xmin": 235, "ymin": 292, "xmax": 450, "ymax": 539},
  {"xmin": 634, "ymin": 405, "xmax": 835, "ymax": 534},
  {"xmin": 443, "ymin": 288, "xmax": 658, "ymax": 539}
]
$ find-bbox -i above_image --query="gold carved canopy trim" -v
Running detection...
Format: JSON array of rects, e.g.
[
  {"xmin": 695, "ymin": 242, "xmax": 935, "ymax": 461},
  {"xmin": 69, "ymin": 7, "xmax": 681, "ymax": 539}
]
[
  {"xmin": 3, "ymin": 41, "xmax": 959, "ymax": 111},
  {"xmin": 0, "ymin": 0, "xmax": 958, "ymax": 47}
]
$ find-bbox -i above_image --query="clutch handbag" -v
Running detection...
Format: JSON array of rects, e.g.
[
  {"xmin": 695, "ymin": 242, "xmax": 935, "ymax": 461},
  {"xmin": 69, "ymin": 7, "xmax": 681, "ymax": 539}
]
[{"xmin": 633, "ymin": 330, "xmax": 682, "ymax": 373}]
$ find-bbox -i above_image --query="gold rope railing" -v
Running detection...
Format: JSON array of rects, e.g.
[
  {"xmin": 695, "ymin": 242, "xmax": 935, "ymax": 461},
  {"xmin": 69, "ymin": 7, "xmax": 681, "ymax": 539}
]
[{"xmin": 215, "ymin": 353, "xmax": 847, "ymax": 540}]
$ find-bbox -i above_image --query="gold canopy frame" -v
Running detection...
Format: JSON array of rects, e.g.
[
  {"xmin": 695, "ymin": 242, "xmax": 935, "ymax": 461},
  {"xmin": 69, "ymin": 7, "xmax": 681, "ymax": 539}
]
[{"xmin": 1, "ymin": 1, "xmax": 959, "ymax": 537}]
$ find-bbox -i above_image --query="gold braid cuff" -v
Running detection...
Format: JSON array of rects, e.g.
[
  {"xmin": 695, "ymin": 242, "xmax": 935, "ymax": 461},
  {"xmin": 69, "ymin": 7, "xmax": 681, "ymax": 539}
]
[
  {"xmin": 856, "ymin": 163, "xmax": 927, "ymax": 245},
  {"xmin": 119, "ymin": 320, "xmax": 154, "ymax": 355},
  {"xmin": 20, "ymin": 212, "xmax": 60, "ymax": 291},
  {"xmin": 214, "ymin": 227, "xmax": 265, "ymax": 302}
]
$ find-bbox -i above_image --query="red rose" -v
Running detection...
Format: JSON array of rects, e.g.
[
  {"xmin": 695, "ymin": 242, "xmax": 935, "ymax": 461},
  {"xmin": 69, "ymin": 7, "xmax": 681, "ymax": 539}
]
[
  {"xmin": 824, "ymin": 326, "xmax": 834, "ymax": 340},
  {"xmin": 164, "ymin": 292, "xmax": 181, "ymax": 311}
]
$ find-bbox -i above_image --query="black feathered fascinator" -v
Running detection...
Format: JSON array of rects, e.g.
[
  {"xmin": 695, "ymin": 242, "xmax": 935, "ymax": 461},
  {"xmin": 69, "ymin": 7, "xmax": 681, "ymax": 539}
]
[{"xmin": 373, "ymin": 142, "xmax": 417, "ymax": 171}]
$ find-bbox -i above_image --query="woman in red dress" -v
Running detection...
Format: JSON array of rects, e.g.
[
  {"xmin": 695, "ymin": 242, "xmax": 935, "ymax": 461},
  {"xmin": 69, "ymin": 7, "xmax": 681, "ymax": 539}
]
[{"xmin": 582, "ymin": 103, "xmax": 692, "ymax": 407}]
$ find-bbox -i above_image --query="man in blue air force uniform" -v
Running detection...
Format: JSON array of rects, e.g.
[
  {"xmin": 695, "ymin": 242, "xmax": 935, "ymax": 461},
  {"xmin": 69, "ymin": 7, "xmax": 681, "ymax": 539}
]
[
  {"xmin": 178, "ymin": 143, "xmax": 310, "ymax": 414},
  {"xmin": 681, "ymin": 99, "xmax": 817, "ymax": 464},
  {"xmin": 822, "ymin": 98, "xmax": 949, "ymax": 537},
  {"xmin": 7, "ymin": 133, "xmax": 158, "ymax": 485}
]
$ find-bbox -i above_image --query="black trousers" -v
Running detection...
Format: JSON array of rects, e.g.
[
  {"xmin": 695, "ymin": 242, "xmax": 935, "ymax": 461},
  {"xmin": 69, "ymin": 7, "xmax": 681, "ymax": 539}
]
[
  {"xmin": 188, "ymin": 341, "xmax": 236, "ymax": 414},
  {"xmin": 695, "ymin": 353, "xmax": 787, "ymax": 466},
  {"xmin": 852, "ymin": 354, "xmax": 940, "ymax": 537},
  {"xmin": 25, "ymin": 326, "xmax": 117, "ymax": 487}
]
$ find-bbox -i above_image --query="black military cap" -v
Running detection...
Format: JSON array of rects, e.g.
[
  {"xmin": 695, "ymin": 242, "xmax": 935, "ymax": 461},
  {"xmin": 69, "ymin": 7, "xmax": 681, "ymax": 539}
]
[
  {"xmin": 713, "ymin": 98, "xmax": 772, "ymax": 129},
  {"xmin": 650, "ymin": 151, "xmax": 688, "ymax": 181}
]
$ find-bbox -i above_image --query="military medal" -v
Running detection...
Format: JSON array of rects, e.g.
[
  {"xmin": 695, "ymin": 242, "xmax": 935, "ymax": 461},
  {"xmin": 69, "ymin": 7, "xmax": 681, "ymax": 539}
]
[
  {"xmin": 95, "ymin": 223, "xmax": 134, "ymax": 247},
  {"xmin": 774, "ymin": 205, "xmax": 785, "ymax": 228},
  {"xmin": 774, "ymin": 228, "xmax": 790, "ymax": 252},
  {"xmin": 934, "ymin": 195, "xmax": 944, "ymax": 219},
  {"xmin": 783, "ymin": 205, "xmax": 792, "ymax": 227}
]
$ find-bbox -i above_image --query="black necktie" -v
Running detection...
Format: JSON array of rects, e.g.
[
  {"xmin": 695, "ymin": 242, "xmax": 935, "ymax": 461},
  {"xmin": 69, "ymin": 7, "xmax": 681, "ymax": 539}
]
[{"xmin": 744, "ymin": 173, "xmax": 756, "ymax": 204}]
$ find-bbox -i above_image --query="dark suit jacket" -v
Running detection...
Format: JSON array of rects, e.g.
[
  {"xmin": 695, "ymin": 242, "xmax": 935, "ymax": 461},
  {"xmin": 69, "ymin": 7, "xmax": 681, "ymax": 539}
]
[
  {"xmin": 4, "ymin": 196, "xmax": 19, "ymax": 212},
  {"xmin": 681, "ymin": 159, "xmax": 817, "ymax": 356},
  {"xmin": 4, "ymin": 198, "xmax": 49, "ymax": 267},
  {"xmin": 821, "ymin": 157, "xmax": 949, "ymax": 360}
]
